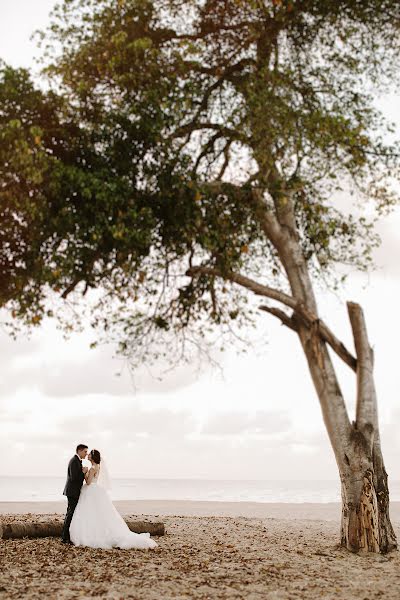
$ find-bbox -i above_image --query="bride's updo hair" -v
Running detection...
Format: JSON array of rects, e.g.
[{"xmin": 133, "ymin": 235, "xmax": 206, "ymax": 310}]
[{"xmin": 90, "ymin": 449, "xmax": 101, "ymax": 464}]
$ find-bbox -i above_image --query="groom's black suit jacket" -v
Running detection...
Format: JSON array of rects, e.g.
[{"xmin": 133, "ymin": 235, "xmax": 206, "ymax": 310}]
[{"xmin": 63, "ymin": 455, "xmax": 85, "ymax": 498}]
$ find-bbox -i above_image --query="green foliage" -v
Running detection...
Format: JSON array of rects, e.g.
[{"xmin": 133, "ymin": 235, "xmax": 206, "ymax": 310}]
[
  {"xmin": 0, "ymin": 59, "xmax": 156, "ymax": 324},
  {"xmin": 1, "ymin": 0, "xmax": 399, "ymax": 364}
]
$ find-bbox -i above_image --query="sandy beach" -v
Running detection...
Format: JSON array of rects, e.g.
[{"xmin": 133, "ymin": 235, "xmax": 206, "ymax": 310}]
[
  {"xmin": 2, "ymin": 499, "xmax": 400, "ymax": 520},
  {"xmin": 1, "ymin": 501, "xmax": 400, "ymax": 599}
]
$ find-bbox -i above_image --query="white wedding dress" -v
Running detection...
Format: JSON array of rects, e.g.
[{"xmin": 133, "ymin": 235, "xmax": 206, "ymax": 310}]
[{"xmin": 69, "ymin": 467, "xmax": 158, "ymax": 550}]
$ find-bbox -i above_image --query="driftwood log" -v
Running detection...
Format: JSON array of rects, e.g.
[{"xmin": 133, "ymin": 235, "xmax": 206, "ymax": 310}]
[{"xmin": 0, "ymin": 519, "xmax": 165, "ymax": 539}]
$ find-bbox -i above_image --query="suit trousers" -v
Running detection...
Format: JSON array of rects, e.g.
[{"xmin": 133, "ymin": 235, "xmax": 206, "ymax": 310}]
[{"xmin": 62, "ymin": 495, "xmax": 79, "ymax": 542}]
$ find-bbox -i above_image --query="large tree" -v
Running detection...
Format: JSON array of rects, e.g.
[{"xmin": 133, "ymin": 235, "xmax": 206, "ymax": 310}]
[{"xmin": 1, "ymin": 0, "xmax": 400, "ymax": 552}]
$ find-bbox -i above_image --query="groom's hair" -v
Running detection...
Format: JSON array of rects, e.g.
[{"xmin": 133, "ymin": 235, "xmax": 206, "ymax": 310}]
[{"xmin": 76, "ymin": 444, "xmax": 88, "ymax": 452}]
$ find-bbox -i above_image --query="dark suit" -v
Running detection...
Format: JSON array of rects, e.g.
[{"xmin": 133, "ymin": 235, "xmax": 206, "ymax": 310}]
[{"xmin": 62, "ymin": 455, "xmax": 85, "ymax": 542}]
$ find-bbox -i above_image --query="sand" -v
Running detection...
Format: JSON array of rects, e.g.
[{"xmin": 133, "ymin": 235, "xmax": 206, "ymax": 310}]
[
  {"xmin": 2, "ymin": 499, "xmax": 400, "ymax": 521},
  {"xmin": 1, "ymin": 501, "xmax": 400, "ymax": 599}
]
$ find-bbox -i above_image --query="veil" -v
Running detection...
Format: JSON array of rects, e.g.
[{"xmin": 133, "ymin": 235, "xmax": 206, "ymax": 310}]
[{"xmin": 97, "ymin": 457, "xmax": 112, "ymax": 492}]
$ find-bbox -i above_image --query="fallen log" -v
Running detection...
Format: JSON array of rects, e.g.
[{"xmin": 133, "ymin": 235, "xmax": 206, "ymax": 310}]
[{"xmin": 0, "ymin": 519, "xmax": 165, "ymax": 540}]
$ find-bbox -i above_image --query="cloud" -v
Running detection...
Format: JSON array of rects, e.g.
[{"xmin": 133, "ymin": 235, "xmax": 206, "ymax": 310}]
[
  {"xmin": 0, "ymin": 318, "xmax": 208, "ymax": 401},
  {"xmin": 1, "ymin": 396, "xmax": 398, "ymax": 482},
  {"xmin": 201, "ymin": 410, "xmax": 291, "ymax": 436},
  {"xmin": 374, "ymin": 214, "xmax": 400, "ymax": 278},
  {"xmin": 0, "ymin": 418, "xmax": 339, "ymax": 481},
  {"xmin": 57, "ymin": 403, "xmax": 197, "ymax": 440}
]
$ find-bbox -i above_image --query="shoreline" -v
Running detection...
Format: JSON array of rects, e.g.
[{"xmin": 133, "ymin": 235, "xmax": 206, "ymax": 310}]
[{"xmin": 2, "ymin": 499, "xmax": 400, "ymax": 521}]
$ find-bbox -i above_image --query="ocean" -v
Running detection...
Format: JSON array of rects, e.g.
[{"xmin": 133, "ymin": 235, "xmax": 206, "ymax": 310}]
[{"xmin": 2, "ymin": 477, "xmax": 400, "ymax": 504}]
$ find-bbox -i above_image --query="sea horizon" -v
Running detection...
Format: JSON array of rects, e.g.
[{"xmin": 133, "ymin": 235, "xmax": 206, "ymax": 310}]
[{"xmin": 2, "ymin": 476, "xmax": 400, "ymax": 504}]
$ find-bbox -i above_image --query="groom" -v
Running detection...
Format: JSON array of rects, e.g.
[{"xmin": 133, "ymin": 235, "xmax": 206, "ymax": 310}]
[{"xmin": 61, "ymin": 444, "xmax": 88, "ymax": 544}]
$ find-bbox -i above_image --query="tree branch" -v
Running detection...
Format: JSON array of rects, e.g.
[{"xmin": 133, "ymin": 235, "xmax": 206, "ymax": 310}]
[
  {"xmin": 249, "ymin": 187, "xmax": 284, "ymax": 246},
  {"xmin": 259, "ymin": 303, "xmax": 357, "ymax": 372},
  {"xmin": 215, "ymin": 140, "xmax": 232, "ymax": 180},
  {"xmin": 172, "ymin": 122, "xmax": 243, "ymax": 141},
  {"xmin": 314, "ymin": 319, "xmax": 357, "ymax": 373},
  {"xmin": 258, "ymin": 304, "xmax": 298, "ymax": 332},
  {"xmin": 186, "ymin": 265, "xmax": 297, "ymax": 309},
  {"xmin": 61, "ymin": 277, "xmax": 83, "ymax": 299},
  {"xmin": 188, "ymin": 57, "xmax": 256, "ymax": 122},
  {"xmin": 347, "ymin": 301, "xmax": 377, "ymax": 433},
  {"xmin": 186, "ymin": 265, "xmax": 357, "ymax": 372},
  {"xmin": 192, "ymin": 131, "xmax": 223, "ymax": 174}
]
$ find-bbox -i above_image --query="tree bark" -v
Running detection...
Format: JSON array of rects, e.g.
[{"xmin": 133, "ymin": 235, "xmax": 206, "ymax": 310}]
[
  {"xmin": 339, "ymin": 438, "xmax": 396, "ymax": 553},
  {"xmin": 371, "ymin": 438, "xmax": 397, "ymax": 553},
  {"xmin": 338, "ymin": 303, "xmax": 397, "ymax": 553},
  {"xmin": 292, "ymin": 269, "xmax": 396, "ymax": 555},
  {"xmin": 0, "ymin": 519, "xmax": 165, "ymax": 539},
  {"xmin": 257, "ymin": 193, "xmax": 397, "ymax": 553}
]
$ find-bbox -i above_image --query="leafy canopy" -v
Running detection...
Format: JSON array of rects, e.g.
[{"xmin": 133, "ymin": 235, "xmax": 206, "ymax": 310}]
[{"xmin": 1, "ymin": 0, "xmax": 399, "ymax": 364}]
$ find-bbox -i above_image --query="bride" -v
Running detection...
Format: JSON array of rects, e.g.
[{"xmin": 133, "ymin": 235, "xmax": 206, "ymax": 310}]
[{"xmin": 69, "ymin": 449, "xmax": 158, "ymax": 550}]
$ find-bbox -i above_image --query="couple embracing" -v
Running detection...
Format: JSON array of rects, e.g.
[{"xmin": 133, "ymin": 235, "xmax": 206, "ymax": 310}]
[{"xmin": 62, "ymin": 444, "xmax": 157, "ymax": 550}]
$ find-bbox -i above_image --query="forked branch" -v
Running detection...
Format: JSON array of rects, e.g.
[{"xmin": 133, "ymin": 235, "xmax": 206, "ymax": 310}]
[
  {"xmin": 259, "ymin": 303, "xmax": 357, "ymax": 372},
  {"xmin": 347, "ymin": 301, "xmax": 377, "ymax": 432},
  {"xmin": 186, "ymin": 265, "xmax": 357, "ymax": 372}
]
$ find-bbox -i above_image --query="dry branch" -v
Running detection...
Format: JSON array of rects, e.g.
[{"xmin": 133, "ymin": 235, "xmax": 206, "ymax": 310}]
[{"xmin": 347, "ymin": 301, "xmax": 377, "ymax": 432}]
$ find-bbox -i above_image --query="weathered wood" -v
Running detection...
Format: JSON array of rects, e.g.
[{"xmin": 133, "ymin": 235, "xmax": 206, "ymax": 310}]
[
  {"xmin": 125, "ymin": 520, "xmax": 165, "ymax": 536},
  {"xmin": 252, "ymin": 191, "xmax": 396, "ymax": 554},
  {"xmin": 0, "ymin": 519, "xmax": 165, "ymax": 540},
  {"xmin": 335, "ymin": 301, "xmax": 396, "ymax": 553},
  {"xmin": 347, "ymin": 301, "xmax": 377, "ymax": 433}
]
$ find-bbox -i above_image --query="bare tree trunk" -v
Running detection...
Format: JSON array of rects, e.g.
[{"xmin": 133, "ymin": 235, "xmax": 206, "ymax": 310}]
[
  {"xmin": 296, "ymin": 281, "xmax": 397, "ymax": 554},
  {"xmin": 293, "ymin": 268, "xmax": 396, "ymax": 554},
  {"xmin": 339, "ymin": 435, "xmax": 396, "ymax": 553},
  {"xmin": 339, "ymin": 302, "xmax": 397, "ymax": 553},
  {"xmin": 259, "ymin": 193, "xmax": 397, "ymax": 553}
]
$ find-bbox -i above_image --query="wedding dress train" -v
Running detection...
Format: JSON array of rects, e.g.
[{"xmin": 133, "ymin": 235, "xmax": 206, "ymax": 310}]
[{"xmin": 70, "ymin": 476, "xmax": 158, "ymax": 550}]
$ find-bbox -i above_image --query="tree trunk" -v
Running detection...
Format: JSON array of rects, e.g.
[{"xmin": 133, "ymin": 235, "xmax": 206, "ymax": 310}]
[
  {"xmin": 0, "ymin": 519, "xmax": 165, "ymax": 539},
  {"xmin": 259, "ymin": 194, "xmax": 397, "ymax": 554},
  {"xmin": 339, "ymin": 432, "xmax": 396, "ymax": 553},
  {"xmin": 296, "ymin": 295, "xmax": 397, "ymax": 554}
]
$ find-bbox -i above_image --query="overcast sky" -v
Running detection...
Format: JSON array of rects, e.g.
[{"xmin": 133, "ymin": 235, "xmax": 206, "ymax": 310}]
[{"xmin": 0, "ymin": 1, "xmax": 399, "ymax": 483}]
